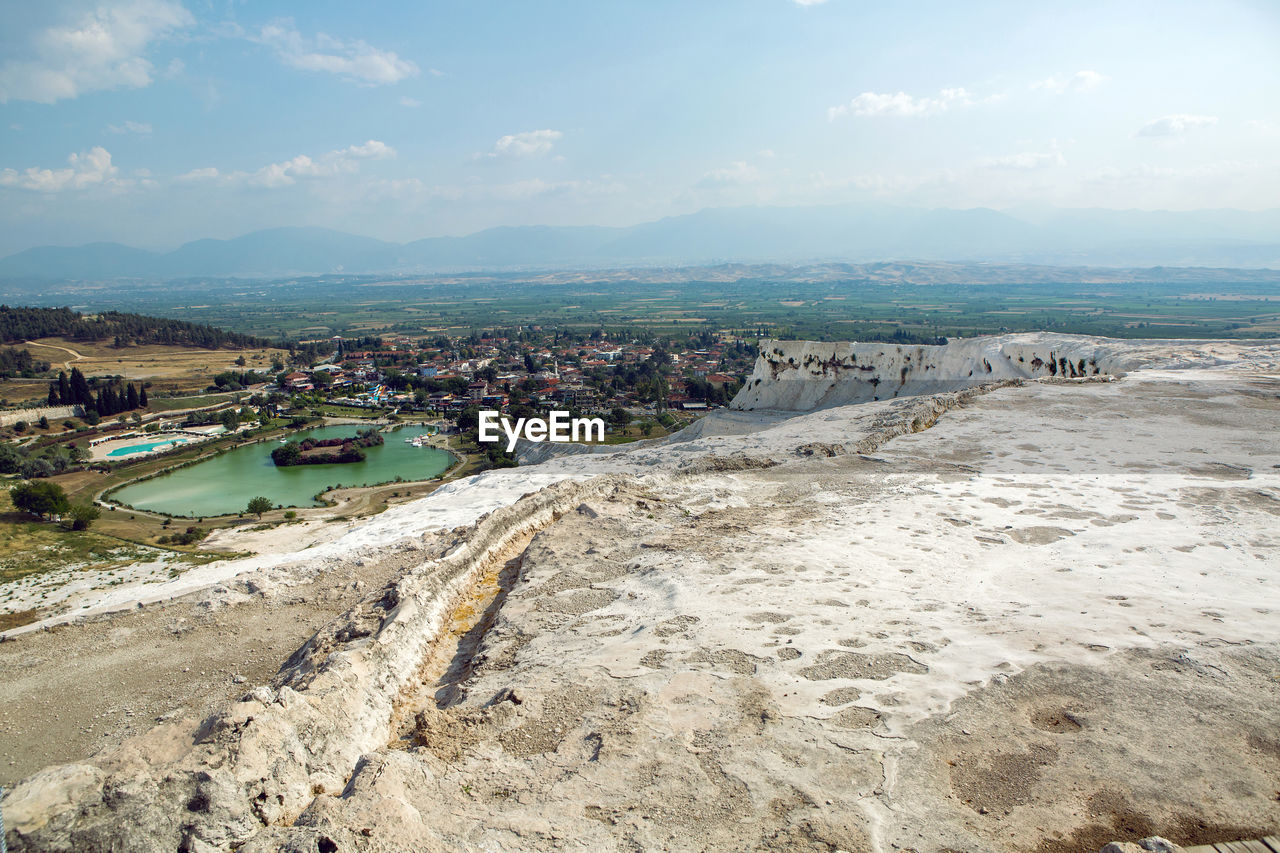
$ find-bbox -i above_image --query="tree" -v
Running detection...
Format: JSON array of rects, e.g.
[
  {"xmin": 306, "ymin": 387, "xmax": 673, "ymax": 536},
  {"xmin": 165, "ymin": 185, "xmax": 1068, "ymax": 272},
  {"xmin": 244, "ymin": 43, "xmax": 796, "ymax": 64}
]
[
  {"xmin": 219, "ymin": 408, "xmax": 240, "ymax": 431},
  {"xmin": 18, "ymin": 457, "xmax": 54, "ymax": 479},
  {"xmin": 246, "ymin": 496, "xmax": 273, "ymax": 518},
  {"xmin": 11, "ymin": 480, "xmax": 70, "ymax": 520},
  {"xmin": 139, "ymin": 386, "xmax": 148, "ymax": 408},
  {"xmin": 456, "ymin": 405, "xmax": 481, "ymax": 439},
  {"xmin": 0, "ymin": 443, "xmax": 23, "ymax": 474},
  {"xmin": 270, "ymin": 442, "xmax": 301, "ymax": 466},
  {"xmin": 69, "ymin": 367, "xmax": 90, "ymax": 406},
  {"xmin": 65, "ymin": 502, "xmax": 100, "ymax": 531},
  {"xmin": 38, "ymin": 415, "xmax": 49, "ymax": 430},
  {"xmin": 126, "ymin": 383, "xmax": 139, "ymax": 410}
]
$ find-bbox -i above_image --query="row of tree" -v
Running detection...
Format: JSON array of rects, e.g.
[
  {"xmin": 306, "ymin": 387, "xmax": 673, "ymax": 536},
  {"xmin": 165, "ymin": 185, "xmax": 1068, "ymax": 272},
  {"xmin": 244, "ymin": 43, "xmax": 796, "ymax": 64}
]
[{"xmin": 47, "ymin": 368, "xmax": 147, "ymax": 414}]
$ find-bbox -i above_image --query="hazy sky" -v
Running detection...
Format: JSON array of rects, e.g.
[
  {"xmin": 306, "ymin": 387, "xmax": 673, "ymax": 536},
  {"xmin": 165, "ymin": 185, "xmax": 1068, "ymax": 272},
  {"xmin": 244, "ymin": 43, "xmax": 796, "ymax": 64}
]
[{"xmin": 1, "ymin": 0, "xmax": 1277, "ymax": 254}]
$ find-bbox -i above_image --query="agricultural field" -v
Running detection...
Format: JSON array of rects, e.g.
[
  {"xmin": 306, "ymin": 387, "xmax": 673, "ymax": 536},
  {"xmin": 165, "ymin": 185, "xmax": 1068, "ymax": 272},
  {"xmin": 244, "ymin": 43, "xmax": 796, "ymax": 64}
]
[{"xmin": 14, "ymin": 269, "xmax": 1278, "ymax": 345}]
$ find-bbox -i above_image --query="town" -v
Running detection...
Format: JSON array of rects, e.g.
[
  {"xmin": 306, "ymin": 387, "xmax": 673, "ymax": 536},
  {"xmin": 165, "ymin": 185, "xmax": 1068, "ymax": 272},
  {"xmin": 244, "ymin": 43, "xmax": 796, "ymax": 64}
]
[{"xmin": 273, "ymin": 327, "xmax": 755, "ymax": 427}]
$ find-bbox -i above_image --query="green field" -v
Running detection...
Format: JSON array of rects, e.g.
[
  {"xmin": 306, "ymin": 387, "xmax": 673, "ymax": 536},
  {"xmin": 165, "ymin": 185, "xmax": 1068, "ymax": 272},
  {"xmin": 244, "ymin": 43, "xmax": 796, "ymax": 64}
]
[{"xmin": 16, "ymin": 269, "xmax": 1278, "ymax": 344}]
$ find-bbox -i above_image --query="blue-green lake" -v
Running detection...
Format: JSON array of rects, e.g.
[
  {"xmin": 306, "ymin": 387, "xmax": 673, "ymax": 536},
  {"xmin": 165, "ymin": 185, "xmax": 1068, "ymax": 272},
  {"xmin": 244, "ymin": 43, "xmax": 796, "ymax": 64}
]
[{"xmin": 110, "ymin": 425, "xmax": 453, "ymax": 517}]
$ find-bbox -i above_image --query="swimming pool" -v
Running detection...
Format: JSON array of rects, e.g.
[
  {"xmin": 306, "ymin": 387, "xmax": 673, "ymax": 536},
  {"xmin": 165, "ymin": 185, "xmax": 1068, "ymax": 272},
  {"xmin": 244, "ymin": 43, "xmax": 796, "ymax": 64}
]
[{"xmin": 106, "ymin": 437, "xmax": 191, "ymax": 458}]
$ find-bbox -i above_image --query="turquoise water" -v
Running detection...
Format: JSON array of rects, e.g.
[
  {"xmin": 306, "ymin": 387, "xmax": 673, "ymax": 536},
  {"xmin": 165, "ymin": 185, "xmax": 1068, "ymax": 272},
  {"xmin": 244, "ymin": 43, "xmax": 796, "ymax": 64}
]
[
  {"xmin": 110, "ymin": 425, "xmax": 453, "ymax": 517},
  {"xmin": 106, "ymin": 437, "xmax": 191, "ymax": 457}
]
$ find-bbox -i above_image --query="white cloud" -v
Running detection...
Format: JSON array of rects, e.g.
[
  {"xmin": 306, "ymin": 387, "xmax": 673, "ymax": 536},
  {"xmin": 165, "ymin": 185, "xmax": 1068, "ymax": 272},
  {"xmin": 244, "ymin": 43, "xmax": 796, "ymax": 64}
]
[
  {"xmin": 1136, "ymin": 114, "xmax": 1218, "ymax": 138},
  {"xmin": 0, "ymin": 0, "xmax": 194, "ymax": 104},
  {"xmin": 107, "ymin": 120, "xmax": 153, "ymax": 134},
  {"xmin": 828, "ymin": 87, "xmax": 974, "ymax": 119},
  {"xmin": 341, "ymin": 139, "xmax": 395, "ymax": 160},
  {"xmin": 176, "ymin": 166, "xmax": 218, "ymax": 182},
  {"xmin": 792, "ymin": 0, "xmax": 829, "ymax": 5},
  {"xmin": 1031, "ymin": 70, "xmax": 1107, "ymax": 93},
  {"xmin": 255, "ymin": 21, "xmax": 418, "ymax": 85},
  {"xmin": 481, "ymin": 129, "xmax": 564, "ymax": 158},
  {"xmin": 697, "ymin": 161, "xmax": 761, "ymax": 188},
  {"xmin": 0, "ymin": 147, "xmax": 121, "ymax": 192},
  {"xmin": 246, "ymin": 140, "xmax": 396, "ymax": 188},
  {"xmin": 977, "ymin": 146, "xmax": 1066, "ymax": 171},
  {"xmin": 399, "ymin": 96, "xmax": 421, "ymax": 108}
]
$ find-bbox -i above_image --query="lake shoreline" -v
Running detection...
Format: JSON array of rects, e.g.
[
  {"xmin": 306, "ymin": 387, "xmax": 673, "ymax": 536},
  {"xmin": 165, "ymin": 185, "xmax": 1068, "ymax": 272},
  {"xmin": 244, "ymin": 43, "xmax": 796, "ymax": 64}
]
[{"xmin": 105, "ymin": 422, "xmax": 453, "ymax": 518}]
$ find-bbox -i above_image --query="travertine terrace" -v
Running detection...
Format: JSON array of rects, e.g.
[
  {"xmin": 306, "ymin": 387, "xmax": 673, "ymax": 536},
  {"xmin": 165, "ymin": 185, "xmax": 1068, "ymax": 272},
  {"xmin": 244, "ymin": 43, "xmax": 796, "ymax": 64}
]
[{"xmin": 2, "ymin": 334, "xmax": 1279, "ymax": 852}]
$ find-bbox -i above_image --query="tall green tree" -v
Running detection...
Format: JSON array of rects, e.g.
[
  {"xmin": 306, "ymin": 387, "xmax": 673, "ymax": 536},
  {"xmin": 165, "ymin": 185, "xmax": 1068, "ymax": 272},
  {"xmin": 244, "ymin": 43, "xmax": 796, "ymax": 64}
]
[
  {"xmin": 246, "ymin": 496, "xmax": 273, "ymax": 518},
  {"xmin": 11, "ymin": 481, "xmax": 70, "ymax": 520},
  {"xmin": 69, "ymin": 367, "xmax": 90, "ymax": 406}
]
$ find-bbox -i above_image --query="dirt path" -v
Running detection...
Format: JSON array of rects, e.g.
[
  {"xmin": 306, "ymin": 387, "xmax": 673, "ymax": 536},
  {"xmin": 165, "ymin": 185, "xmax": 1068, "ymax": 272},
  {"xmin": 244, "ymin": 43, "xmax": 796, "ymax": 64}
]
[{"xmin": 22, "ymin": 340, "xmax": 85, "ymax": 370}]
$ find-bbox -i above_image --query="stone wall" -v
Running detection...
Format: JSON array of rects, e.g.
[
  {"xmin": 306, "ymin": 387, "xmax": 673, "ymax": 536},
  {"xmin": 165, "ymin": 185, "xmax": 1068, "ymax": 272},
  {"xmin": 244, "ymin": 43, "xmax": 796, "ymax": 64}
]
[{"xmin": 0, "ymin": 405, "xmax": 83, "ymax": 427}]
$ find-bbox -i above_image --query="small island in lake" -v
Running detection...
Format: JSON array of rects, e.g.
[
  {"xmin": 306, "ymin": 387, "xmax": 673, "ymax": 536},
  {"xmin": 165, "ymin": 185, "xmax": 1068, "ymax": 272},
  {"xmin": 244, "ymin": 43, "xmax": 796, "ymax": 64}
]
[{"xmin": 271, "ymin": 428, "xmax": 384, "ymax": 466}]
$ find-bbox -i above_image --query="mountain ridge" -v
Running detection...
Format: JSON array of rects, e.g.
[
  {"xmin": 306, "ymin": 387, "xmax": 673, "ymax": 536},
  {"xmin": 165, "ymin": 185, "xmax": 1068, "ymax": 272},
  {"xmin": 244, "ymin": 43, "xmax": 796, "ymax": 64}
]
[{"xmin": 2, "ymin": 203, "xmax": 1278, "ymax": 279}]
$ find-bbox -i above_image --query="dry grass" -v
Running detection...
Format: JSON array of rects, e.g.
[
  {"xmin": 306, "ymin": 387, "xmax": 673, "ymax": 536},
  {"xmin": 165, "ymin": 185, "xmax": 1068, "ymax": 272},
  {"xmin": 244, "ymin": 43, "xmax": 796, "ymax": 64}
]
[
  {"xmin": 20, "ymin": 338, "xmax": 290, "ymax": 391},
  {"xmin": 2, "ymin": 338, "xmax": 289, "ymax": 407},
  {"xmin": 0, "ymin": 489, "xmax": 154, "ymax": 584}
]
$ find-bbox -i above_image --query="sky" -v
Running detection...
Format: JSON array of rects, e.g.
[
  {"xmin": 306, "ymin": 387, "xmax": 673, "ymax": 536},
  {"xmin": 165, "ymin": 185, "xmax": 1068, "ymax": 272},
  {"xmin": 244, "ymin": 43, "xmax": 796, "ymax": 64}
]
[{"xmin": 0, "ymin": 0, "xmax": 1278, "ymax": 255}]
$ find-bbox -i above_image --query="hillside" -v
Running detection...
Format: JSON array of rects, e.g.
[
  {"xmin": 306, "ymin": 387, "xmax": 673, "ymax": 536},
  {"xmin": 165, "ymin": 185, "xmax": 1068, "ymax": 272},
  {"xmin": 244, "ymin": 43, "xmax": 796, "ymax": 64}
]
[{"xmin": 0, "ymin": 306, "xmax": 269, "ymax": 349}]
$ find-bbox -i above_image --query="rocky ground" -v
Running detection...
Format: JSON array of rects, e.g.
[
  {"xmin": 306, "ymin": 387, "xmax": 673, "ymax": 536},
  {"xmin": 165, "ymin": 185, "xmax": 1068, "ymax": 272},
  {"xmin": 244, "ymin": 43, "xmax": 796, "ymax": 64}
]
[
  {"xmin": 1, "ymin": 335, "xmax": 1278, "ymax": 852},
  {"xmin": 0, "ymin": 553, "xmax": 418, "ymax": 787}
]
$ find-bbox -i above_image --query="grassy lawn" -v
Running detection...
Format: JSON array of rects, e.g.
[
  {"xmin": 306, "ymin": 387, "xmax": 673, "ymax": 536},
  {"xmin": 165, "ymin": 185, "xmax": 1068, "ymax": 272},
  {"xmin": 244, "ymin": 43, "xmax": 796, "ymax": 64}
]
[
  {"xmin": 145, "ymin": 394, "xmax": 236, "ymax": 412},
  {"xmin": 314, "ymin": 404, "xmax": 381, "ymax": 418},
  {"xmin": 598, "ymin": 419, "xmax": 683, "ymax": 445},
  {"xmin": 0, "ymin": 490, "xmax": 157, "ymax": 584}
]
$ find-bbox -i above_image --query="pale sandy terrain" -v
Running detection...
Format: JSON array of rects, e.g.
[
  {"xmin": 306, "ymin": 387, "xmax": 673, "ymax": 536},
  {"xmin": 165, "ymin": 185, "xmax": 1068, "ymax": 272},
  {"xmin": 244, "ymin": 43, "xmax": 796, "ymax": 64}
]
[{"xmin": 1, "ymin": 335, "xmax": 1278, "ymax": 852}]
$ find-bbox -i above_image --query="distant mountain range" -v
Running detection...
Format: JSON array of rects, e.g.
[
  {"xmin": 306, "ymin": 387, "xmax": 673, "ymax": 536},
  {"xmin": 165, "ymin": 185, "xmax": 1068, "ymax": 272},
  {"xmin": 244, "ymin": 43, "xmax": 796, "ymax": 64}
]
[{"xmin": 2, "ymin": 204, "xmax": 1278, "ymax": 280}]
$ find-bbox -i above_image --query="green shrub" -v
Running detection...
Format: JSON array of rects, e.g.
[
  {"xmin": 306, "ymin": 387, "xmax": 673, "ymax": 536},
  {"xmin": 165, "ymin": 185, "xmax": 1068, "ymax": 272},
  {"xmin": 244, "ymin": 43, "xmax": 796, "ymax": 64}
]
[{"xmin": 65, "ymin": 502, "xmax": 100, "ymax": 531}]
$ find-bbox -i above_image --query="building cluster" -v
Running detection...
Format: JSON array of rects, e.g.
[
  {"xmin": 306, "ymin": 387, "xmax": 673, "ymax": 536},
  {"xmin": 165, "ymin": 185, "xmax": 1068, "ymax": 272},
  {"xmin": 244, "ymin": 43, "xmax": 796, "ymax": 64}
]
[{"xmin": 273, "ymin": 332, "xmax": 753, "ymax": 417}]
